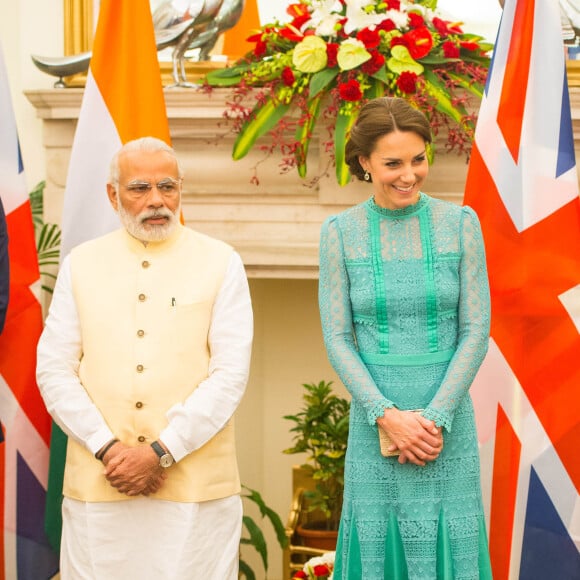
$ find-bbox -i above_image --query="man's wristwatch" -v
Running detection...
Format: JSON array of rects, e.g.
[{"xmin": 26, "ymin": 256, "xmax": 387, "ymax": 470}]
[{"xmin": 151, "ymin": 440, "xmax": 174, "ymax": 468}]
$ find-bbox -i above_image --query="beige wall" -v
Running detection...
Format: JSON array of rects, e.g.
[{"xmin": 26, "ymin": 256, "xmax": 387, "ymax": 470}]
[
  {"xmin": 0, "ymin": 1, "xmax": 62, "ymax": 190},
  {"xmin": 238, "ymin": 279, "xmax": 346, "ymax": 578}
]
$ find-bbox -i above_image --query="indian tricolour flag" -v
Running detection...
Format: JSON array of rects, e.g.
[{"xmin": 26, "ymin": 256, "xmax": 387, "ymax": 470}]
[
  {"xmin": 465, "ymin": 0, "xmax": 580, "ymax": 577},
  {"xmin": 60, "ymin": 0, "xmax": 171, "ymax": 258},
  {"xmin": 46, "ymin": 0, "xmax": 171, "ymax": 554}
]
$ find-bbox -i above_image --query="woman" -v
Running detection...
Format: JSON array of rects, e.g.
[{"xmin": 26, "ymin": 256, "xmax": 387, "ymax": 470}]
[{"xmin": 319, "ymin": 97, "xmax": 492, "ymax": 579}]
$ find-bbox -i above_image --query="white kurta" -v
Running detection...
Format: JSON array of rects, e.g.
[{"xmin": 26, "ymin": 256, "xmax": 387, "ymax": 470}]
[{"xmin": 37, "ymin": 250, "xmax": 253, "ymax": 579}]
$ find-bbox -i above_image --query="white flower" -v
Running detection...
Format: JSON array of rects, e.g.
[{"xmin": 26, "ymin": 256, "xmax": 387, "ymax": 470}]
[
  {"xmin": 304, "ymin": 551, "xmax": 335, "ymax": 569},
  {"xmin": 343, "ymin": 0, "xmax": 385, "ymax": 34},
  {"xmin": 303, "ymin": 551, "xmax": 336, "ymax": 578},
  {"xmin": 399, "ymin": 1, "xmax": 435, "ymax": 21},
  {"xmin": 308, "ymin": 0, "xmax": 343, "ymax": 37},
  {"xmin": 385, "ymin": 9, "xmax": 410, "ymax": 30}
]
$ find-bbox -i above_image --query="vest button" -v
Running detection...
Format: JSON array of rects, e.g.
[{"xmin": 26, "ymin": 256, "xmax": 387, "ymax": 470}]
[
  {"xmin": 137, "ymin": 435, "xmax": 146, "ymax": 443},
  {"xmin": 136, "ymin": 364, "xmax": 144, "ymax": 372},
  {"xmin": 135, "ymin": 401, "xmax": 143, "ymax": 409},
  {"xmin": 138, "ymin": 293, "xmax": 146, "ymax": 302},
  {"xmin": 142, "ymin": 260, "xmax": 150, "ymax": 269},
  {"xmin": 137, "ymin": 329, "xmax": 145, "ymax": 337}
]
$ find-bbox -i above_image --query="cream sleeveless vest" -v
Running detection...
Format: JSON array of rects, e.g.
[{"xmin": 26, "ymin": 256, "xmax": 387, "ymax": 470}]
[{"xmin": 65, "ymin": 225, "xmax": 240, "ymax": 502}]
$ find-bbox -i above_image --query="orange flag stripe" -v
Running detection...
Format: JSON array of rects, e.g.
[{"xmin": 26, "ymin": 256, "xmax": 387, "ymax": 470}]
[
  {"xmin": 90, "ymin": 0, "xmax": 171, "ymax": 145},
  {"xmin": 489, "ymin": 406, "xmax": 522, "ymax": 579},
  {"xmin": 496, "ymin": 0, "xmax": 535, "ymax": 163}
]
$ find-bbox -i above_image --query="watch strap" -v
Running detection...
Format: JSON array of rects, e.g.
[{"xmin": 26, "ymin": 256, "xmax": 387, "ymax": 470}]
[{"xmin": 151, "ymin": 440, "xmax": 167, "ymax": 459}]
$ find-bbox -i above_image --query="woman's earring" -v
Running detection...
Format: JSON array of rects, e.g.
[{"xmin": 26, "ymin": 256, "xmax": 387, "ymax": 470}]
[{"xmin": 364, "ymin": 171, "xmax": 370, "ymax": 181}]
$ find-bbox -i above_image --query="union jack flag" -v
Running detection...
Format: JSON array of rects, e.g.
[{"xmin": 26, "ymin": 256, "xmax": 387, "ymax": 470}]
[
  {"xmin": 0, "ymin": 43, "xmax": 58, "ymax": 579},
  {"xmin": 464, "ymin": 0, "xmax": 580, "ymax": 577}
]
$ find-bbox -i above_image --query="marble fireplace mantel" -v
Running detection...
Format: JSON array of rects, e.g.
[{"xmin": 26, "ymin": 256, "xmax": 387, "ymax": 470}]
[{"xmin": 26, "ymin": 87, "xmax": 580, "ymax": 279}]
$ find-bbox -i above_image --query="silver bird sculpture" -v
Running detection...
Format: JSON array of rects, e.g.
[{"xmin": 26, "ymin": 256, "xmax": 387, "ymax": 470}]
[{"xmin": 31, "ymin": 0, "xmax": 245, "ymax": 88}]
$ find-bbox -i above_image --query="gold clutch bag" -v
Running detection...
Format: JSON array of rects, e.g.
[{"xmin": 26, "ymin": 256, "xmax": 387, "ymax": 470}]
[{"xmin": 378, "ymin": 410, "xmax": 424, "ymax": 457}]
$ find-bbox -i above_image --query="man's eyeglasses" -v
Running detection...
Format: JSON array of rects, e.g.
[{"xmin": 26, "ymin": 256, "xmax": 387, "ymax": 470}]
[{"xmin": 122, "ymin": 178, "xmax": 181, "ymax": 195}]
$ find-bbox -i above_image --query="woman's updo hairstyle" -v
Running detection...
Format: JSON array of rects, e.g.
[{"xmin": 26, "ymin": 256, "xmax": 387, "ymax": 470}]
[{"xmin": 345, "ymin": 97, "xmax": 432, "ymax": 181}]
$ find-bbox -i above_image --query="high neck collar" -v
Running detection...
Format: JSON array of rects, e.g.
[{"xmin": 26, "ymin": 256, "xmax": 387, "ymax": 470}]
[{"xmin": 365, "ymin": 192, "xmax": 429, "ymax": 218}]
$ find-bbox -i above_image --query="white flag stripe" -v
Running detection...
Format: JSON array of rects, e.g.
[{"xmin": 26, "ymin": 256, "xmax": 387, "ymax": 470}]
[
  {"xmin": 476, "ymin": 0, "xmax": 578, "ymax": 232},
  {"xmin": 0, "ymin": 45, "xmax": 27, "ymax": 214},
  {"xmin": 60, "ymin": 70, "xmax": 122, "ymax": 259},
  {"xmin": 0, "ymin": 377, "xmax": 50, "ymax": 490},
  {"xmin": 559, "ymin": 284, "xmax": 580, "ymax": 334}
]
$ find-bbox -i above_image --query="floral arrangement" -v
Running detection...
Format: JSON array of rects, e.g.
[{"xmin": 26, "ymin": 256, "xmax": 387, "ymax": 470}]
[
  {"xmin": 204, "ymin": 0, "xmax": 492, "ymax": 185},
  {"xmin": 292, "ymin": 551, "xmax": 335, "ymax": 579}
]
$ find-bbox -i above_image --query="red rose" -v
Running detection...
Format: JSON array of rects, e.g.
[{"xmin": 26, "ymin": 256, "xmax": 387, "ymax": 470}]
[
  {"xmin": 402, "ymin": 26, "xmax": 434, "ymax": 59},
  {"xmin": 339, "ymin": 79, "xmax": 363, "ymax": 101},
  {"xmin": 282, "ymin": 67, "xmax": 296, "ymax": 86},
  {"xmin": 377, "ymin": 18, "xmax": 396, "ymax": 33},
  {"xmin": 326, "ymin": 42, "xmax": 339, "ymax": 68},
  {"xmin": 386, "ymin": 0, "xmax": 400, "ymax": 9},
  {"xmin": 313, "ymin": 564, "xmax": 331, "ymax": 576},
  {"xmin": 356, "ymin": 28, "xmax": 381, "ymax": 50},
  {"xmin": 408, "ymin": 12, "xmax": 425, "ymax": 29},
  {"xmin": 361, "ymin": 50, "xmax": 385, "ymax": 75},
  {"xmin": 292, "ymin": 571, "xmax": 307, "ymax": 579},
  {"xmin": 442, "ymin": 41, "xmax": 460, "ymax": 58},
  {"xmin": 396, "ymin": 71, "xmax": 418, "ymax": 94}
]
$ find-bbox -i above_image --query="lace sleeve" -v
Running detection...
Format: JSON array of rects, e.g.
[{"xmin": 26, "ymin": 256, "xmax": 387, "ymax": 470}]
[
  {"xmin": 423, "ymin": 206, "xmax": 491, "ymax": 431},
  {"xmin": 319, "ymin": 216, "xmax": 395, "ymax": 425}
]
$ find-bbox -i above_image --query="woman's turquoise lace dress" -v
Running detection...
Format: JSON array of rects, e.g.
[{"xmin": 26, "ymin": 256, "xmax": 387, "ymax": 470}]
[{"xmin": 319, "ymin": 194, "xmax": 492, "ymax": 579}]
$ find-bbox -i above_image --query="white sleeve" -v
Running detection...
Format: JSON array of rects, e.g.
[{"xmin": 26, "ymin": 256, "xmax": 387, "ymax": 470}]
[
  {"xmin": 159, "ymin": 251, "xmax": 253, "ymax": 461},
  {"xmin": 36, "ymin": 256, "xmax": 114, "ymax": 454}
]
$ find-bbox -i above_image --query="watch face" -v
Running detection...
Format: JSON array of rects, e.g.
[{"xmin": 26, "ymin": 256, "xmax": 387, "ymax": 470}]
[{"xmin": 160, "ymin": 454, "xmax": 174, "ymax": 468}]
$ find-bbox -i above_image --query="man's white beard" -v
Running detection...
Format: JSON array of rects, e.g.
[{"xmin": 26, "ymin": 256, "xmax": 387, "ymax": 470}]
[{"xmin": 118, "ymin": 202, "xmax": 180, "ymax": 242}]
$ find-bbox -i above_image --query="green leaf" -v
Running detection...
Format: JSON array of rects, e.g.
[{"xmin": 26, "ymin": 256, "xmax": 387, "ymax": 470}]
[
  {"xmin": 238, "ymin": 559, "xmax": 256, "ymax": 580},
  {"xmin": 29, "ymin": 180, "xmax": 46, "ymax": 224},
  {"xmin": 422, "ymin": 69, "xmax": 466, "ymax": 124},
  {"xmin": 309, "ymin": 68, "xmax": 339, "ymax": 99},
  {"xmin": 366, "ymin": 76, "xmax": 386, "ymax": 99},
  {"xmin": 232, "ymin": 96, "xmax": 291, "ymax": 160},
  {"xmin": 446, "ymin": 71, "xmax": 484, "ymax": 99},
  {"xmin": 371, "ymin": 66, "xmax": 390, "ymax": 85},
  {"xmin": 205, "ymin": 64, "xmax": 250, "ymax": 86},
  {"xmin": 242, "ymin": 485, "xmax": 289, "ymax": 549},
  {"xmin": 37, "ymin": 223, "xmax": 61, "ymax": 268},
  {"xmin": 295, "ymin": 94, "xmax": 323, "ymax": 178},
  {"xmin": 242, "ymin": 515, "xmax": 268, "ymax": 570},
  {"xmin": 334, "ymin": 109, "xmax": 358, "ymax": 186},
  {"xmin": 418, "ymin": 55, "xmax": 457, "ymax": 65}
]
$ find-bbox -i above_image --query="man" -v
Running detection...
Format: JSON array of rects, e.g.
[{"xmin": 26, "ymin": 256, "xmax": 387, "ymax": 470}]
[
  {"xmin": 36, "ymin": 137, "xmax": 253, "ymax": 579},
  {"xmin": 0, "ymin": 196, "xmax": 8, "ymax": 334}
]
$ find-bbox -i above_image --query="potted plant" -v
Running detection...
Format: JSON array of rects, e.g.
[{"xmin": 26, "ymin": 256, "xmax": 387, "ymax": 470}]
[{"xmin": 283, "ymin": 380, "xmax": 350, "ymax": 536}]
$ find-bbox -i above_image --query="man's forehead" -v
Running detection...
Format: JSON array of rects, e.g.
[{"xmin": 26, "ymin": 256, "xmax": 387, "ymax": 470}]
[{"xmin": 119, "ymin": 149, "xmax": 178, "ymax": 177}]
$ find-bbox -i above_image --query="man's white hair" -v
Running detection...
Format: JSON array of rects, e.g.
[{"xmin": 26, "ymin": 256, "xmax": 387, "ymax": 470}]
[{"xmin": 108, "ymin": 137, "xmax": 184, "ymax": 185}]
